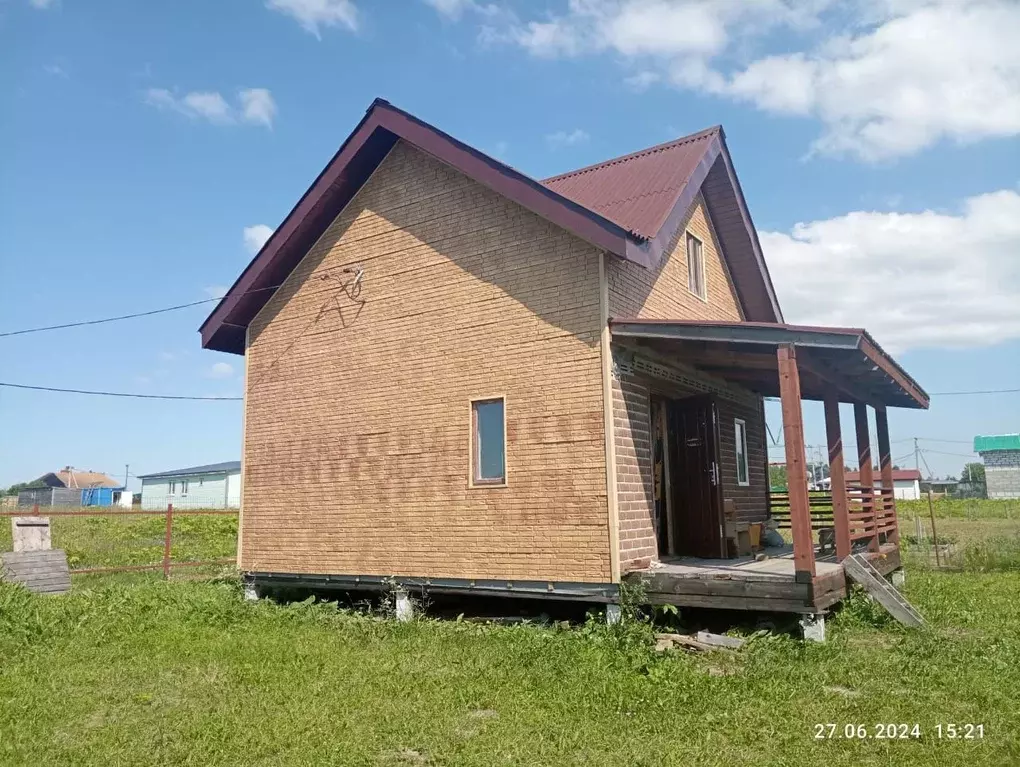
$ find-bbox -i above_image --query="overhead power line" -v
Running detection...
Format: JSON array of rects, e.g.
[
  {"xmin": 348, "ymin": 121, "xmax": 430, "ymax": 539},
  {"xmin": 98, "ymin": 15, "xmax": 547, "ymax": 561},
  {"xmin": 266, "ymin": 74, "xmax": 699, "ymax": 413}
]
[
  {"xmin": 0, "ymin": 264, "xmax": 366, "ymax": 338},
  {"xmin": 0, "ymin": 298, "xmax": 222, "ymax": 337},
  {"xmin": 926, "ymin": 387, "xmax": 1020, "ymax": 396},
  {"xmin": 0, "ymin": 383, "xmax": 242, "ymax": 401}
]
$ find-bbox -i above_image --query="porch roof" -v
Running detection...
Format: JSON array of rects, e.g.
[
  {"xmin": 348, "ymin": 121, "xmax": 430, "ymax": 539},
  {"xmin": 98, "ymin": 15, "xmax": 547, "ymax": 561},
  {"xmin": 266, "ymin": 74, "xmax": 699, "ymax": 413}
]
[{"xmin": 610, "ymin": 319, "xmax": 929, "ymax": 410}]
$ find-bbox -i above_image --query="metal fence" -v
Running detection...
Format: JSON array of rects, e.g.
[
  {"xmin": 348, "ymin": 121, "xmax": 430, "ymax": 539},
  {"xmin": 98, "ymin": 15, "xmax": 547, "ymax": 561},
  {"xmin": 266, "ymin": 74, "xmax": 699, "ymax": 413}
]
[{"xmin": 1, "ymin": 504, "xmax": 237, "ymax": 578}]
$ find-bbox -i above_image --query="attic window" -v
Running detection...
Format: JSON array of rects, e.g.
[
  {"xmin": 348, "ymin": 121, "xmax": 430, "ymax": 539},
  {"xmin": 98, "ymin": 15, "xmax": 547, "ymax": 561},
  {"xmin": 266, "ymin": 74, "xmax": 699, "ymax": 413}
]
[{"xmin": 687, "ymin": 232, "xmax": 706, "ymax": 301}]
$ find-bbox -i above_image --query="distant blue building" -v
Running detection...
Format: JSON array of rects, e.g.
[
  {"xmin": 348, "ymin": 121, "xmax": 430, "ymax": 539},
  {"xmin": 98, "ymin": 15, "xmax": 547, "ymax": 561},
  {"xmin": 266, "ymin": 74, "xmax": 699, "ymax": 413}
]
[{"xmin": 17, "ymin": 467, "xmax": 125, "ymax": 508}]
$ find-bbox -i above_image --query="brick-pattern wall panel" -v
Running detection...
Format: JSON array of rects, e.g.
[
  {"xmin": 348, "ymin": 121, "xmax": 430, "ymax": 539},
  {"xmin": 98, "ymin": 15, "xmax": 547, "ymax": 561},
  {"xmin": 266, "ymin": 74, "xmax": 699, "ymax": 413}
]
[
  {"xmin": 608, "ymin": 193, "xmax": 743, "ymax": 321},
  {"xmin": 242, "ymin": 140, "xmax": 610, "ymax": 582},
  {"xmin": 613, "ymin": 374, "xmax": 657, "ymax": 573},
  {"xmin": 714, "ymin": 397, "xmax": 769, "ymax": 524},
  {"xmin": 982, "ymin": 450, "xmax": 1020, "ymax": 499}
]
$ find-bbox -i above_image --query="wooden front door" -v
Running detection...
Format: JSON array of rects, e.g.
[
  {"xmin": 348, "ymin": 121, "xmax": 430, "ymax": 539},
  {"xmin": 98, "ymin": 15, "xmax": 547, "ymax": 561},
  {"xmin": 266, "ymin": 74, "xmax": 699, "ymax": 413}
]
[{"xmin": 667, "ymin": 395, "xmax": 724, "ymax": 558}]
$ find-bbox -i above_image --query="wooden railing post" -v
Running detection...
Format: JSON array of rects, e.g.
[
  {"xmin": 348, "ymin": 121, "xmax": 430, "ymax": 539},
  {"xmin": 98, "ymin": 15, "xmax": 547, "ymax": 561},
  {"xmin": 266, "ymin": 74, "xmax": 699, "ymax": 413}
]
[
  {"xmin": 875, "ymin": 406, "xmax": 898, "ymax": 544},
  {"xmin": 853, "ymin": 403, "xmax": 879, "ymax": 552},
  {"xmin": 777, "ymin": 344, "xmax": 815, "ymax": 581},
  {"xmin": 163, "ymin": 503, "xmax": 174, "ymax": 580},
  {"xmin": 824, "ymin": 396, "xmax": 851, "ymax": 561}
]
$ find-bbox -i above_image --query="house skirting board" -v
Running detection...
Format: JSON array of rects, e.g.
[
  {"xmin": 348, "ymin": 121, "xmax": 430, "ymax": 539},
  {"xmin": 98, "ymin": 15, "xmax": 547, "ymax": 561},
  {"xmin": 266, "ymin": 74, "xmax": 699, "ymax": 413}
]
[
  {"xmin": 246, "ymin": 546, "xmax": 900, "ymax": 614},
  {"xmin": 245, "ymin": 571, "xmax": 619, "ymax": 603}
]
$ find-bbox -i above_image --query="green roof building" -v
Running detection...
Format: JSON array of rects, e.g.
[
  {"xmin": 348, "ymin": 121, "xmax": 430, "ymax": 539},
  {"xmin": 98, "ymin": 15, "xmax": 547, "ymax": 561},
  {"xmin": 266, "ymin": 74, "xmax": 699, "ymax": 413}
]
[{"xmin": 974, "ymin": 434, "xmax": 1020, "ymax": 500}]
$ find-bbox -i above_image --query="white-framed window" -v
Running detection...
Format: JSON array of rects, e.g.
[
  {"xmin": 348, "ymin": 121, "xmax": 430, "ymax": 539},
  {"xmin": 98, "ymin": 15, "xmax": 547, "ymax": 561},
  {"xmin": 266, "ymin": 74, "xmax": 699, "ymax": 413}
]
[
  {"xmin": 686, "ymin": 232, "xmax": 706, "ymax": 300},
  {"xmin": 471, "ymin": 397, "xmax": 506, "ymax": 486},
  {"xmin": 180, "ymin": 479, "xmax": 189, "ymax": 496},
  {"xmin": 735, "ymin": 418, "xmax": 749, "ymax": 486},
  {"xmin": 168, "ymin": 480, "xmax": 176, "ymax": 495}
]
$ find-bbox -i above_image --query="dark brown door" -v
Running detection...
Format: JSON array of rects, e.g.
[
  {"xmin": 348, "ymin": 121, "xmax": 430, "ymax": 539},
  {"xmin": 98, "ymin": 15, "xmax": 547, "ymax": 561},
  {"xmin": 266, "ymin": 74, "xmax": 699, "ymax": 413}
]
[{"xmin": 667, "ymin": 395, "xmax": 724, "ymax": 558}]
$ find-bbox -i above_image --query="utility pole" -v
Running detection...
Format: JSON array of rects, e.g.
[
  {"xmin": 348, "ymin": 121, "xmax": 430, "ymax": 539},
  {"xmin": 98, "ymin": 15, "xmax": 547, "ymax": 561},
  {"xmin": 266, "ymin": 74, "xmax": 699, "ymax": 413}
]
[
  {"xmin": 124, "ymin": 463, "xmax": 129, "ymax": 489},
  {"xmin": 914, "ymin": 437, "xmax": 921, "ymax": 477}
]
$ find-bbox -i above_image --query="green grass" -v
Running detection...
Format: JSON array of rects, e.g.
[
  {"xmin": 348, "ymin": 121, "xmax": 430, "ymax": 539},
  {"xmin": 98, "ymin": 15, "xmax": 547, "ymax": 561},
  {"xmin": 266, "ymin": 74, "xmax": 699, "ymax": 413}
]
[
  {"xmin": 0, "ymin": 509, "xmax": 237, "ymax": 570},
  {"xmin": 2, "ymin": 568, "xmax": 1019, "ymax": 766},
  {"xmin": 898, "ymin": 498, "xmax": 1020, "ymax": 520}
]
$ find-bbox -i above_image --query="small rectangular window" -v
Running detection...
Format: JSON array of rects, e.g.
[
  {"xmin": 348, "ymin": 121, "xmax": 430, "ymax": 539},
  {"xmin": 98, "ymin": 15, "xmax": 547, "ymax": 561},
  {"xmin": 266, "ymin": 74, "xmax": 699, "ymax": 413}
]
[
  {"xmin": 472, "ymin": 398, "xmax": 506, "ymax": 485},
  {"xmin": 181, "ymin": 479, "xmax": 189, "ymax": 496},
  {"xmin": 687, "ymin": 232, "xmax": 706, "ymax": 300},
  {"xmin": 169, "ymin": 480, "xmax": 176, "ymax": 495},
  {"xmin": 735, "ymin": 418, "xmax": 749, "ymax": 486}
]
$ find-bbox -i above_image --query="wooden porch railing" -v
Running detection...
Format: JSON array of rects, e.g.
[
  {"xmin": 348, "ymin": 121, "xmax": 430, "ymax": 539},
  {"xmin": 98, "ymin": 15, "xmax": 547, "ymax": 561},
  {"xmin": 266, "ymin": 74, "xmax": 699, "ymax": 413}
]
[{"xmin": 769, "ymin": 484, "xmax": 899, "ymax": 558}]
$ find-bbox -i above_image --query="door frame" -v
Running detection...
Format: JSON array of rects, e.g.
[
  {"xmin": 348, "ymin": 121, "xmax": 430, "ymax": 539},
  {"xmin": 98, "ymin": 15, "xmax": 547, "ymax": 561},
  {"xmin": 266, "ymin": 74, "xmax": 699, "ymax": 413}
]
[{"xmin": 665, "ymin": 394, "xmax": 726, "ymax": 559}]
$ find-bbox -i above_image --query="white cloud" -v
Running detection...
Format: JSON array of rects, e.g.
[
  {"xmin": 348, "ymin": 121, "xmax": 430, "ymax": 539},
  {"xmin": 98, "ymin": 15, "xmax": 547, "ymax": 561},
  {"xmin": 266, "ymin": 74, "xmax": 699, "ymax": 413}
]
[
  {"xmin": 180, "ymin": 91, "xmax": 233, "ymax": 124},
  {"xmin": 43, "ymin": 63, "xmax": 68, "ymax": 78},
  {"xmin": 29, "ymin": 0, "xmax": 56, "ymax": 8},
  {"xmin": 546, "ymin": 128, "xmax": 590, "ymax": 147},
  {"xmin": 204, "ymin": 285, "xmax": 230, "ymax": 299},
  {"xmin": 762, "ymin": 189, "xmax": 1020, "ymax": 351},
  {"xmin": 425, "ymin": 0, "xmax": 478, "ymax": 18},
  {"xmin": 209, "ymin": 362, "xmax": 235, "ymax": 379},
  {"xmin": 267, "ymin": 0, "xmax": 358, "ymax": 37},
  {"xmin": 712, "ymin": 1, "xmax": 1020, "ymax": 161},
  {"xmin": 624, "ymin": 70, "xmax": 661, "ymax": 91},
  {"xmin": 144, "ymin": 88, "xmax": 276, "ymax": 128},
  {"xmin": 243, "ymin": 224, "xmax": 274, "ymax": 255},
  {"xmin": 238, "ymin": 88, "xmax": 277, "ymax": 128},
  {"xmin": 460, "ymin": 0, "xmax": 1020, "ymax": 162}
]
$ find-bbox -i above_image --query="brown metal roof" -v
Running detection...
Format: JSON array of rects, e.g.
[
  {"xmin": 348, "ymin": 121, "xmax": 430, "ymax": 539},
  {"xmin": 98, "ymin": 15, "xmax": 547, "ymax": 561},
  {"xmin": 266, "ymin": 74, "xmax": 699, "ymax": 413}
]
[{"xmin": 542, "ymin": 127, "xmax": 720, "ymax": 240}]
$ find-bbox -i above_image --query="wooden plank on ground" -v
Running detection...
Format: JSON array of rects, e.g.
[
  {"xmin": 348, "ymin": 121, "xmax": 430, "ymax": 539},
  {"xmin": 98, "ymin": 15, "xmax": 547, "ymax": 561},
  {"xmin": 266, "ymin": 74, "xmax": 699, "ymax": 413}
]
[
  {"xmin": 1, "ymin": 550, "xmax": 71, "ymax": 594},
  {"xmin": 844, "ymin": 554, "xmax": 923, "ymax": 627}
]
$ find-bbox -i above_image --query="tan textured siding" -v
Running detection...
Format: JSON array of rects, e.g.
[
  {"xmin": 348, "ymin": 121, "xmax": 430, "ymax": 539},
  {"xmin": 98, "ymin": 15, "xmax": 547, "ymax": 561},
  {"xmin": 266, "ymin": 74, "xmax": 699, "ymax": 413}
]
[
  {"xmin": 613, "ymin": 374, "xmax": 657, "ymax": 572},
  {"xmin": 611, "ymin": 361, "xmax": 768, "ymax": 574},
  {"xmin": 607, "ymin": 193, "xmax": 744, "ymax": 321},
  {"xmin": 242, "ymin": 140, "xmax": 610, "ymax": 582}
]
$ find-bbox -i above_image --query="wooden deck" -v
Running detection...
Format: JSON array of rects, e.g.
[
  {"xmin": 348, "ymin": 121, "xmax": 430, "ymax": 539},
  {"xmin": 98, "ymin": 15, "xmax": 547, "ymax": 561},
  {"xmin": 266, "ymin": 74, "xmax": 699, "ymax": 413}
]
[{"xmin": 629, "ymin": 543, "xmax": 900, "ymax": 614}]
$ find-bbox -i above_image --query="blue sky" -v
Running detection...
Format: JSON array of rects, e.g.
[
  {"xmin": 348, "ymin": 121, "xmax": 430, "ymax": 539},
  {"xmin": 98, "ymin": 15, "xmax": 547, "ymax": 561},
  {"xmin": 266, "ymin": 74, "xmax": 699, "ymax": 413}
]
[{"xmin": 2, "ymin": 0, "xmax": 1018, "ymax": 489}]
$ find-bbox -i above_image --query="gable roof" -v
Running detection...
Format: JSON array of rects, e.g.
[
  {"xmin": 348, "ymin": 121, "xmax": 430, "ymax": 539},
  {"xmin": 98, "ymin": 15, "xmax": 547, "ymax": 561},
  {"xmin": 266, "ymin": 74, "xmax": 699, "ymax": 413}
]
[
  {"xmin": 542, "ymin": 126, "xmax": 721, "ymax": 239},
  {"xmin": 39, "ymin": 469, "xmax": 121, "ymax": 489},
  {"xmin": 137, "ymin": 460, "xmax": 242, "ymax": 480},
  {"xmin": 200, "ymin": 99, "xmax": 782, "ymax": 354}
]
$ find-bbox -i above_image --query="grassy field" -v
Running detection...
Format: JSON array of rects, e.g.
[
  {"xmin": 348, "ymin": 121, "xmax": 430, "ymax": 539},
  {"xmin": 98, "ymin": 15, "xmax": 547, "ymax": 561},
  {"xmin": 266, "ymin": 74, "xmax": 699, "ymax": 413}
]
[
  {"xmin": 0, "ymin": 510, "xmax": 237, "ymax": 571},
  {"xmin": 1, "ymin": 503, "xmax": 1018, "ymax": 765}
]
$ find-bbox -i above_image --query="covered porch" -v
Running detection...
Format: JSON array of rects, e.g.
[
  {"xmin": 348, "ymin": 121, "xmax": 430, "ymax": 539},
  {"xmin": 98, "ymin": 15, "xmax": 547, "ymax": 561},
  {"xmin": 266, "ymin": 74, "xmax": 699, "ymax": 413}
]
[{"xmin": 613, "ymin": 319, "xmax": 929, "ymax": 616}]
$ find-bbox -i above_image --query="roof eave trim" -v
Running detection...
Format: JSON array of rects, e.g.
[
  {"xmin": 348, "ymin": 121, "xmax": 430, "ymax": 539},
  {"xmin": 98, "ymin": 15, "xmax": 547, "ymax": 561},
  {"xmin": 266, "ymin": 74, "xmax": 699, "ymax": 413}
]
[
  {"xmin": 609, "ymin": 319, "xmax": 863, "ymax": 351},
  {"xmin": 716, "ymin": 132, "xmax": 784, "ymax": 323}
]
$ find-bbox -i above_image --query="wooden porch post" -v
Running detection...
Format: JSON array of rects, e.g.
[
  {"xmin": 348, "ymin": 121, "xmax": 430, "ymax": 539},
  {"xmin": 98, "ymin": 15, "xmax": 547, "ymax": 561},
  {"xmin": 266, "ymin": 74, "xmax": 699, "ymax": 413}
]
[
  {"xmin": 824, "ymin": 396, "xmax": 851, "ymax": 561},
  {"xmin": 777, "ymin": 344, "xmax": 815, "ymax": 581},
  {"xmin": 853, "ymin": 403, "xmax": 879, "ymax": 552},
  {"xmin": 875, "ymin": 406, "xmax": 899, "ymax": 544}
]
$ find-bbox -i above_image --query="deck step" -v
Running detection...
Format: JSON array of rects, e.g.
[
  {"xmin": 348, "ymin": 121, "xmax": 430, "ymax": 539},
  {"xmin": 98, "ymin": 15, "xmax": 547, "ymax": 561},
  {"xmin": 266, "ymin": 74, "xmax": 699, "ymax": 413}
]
[{"xmin": 843, "ymin": 554, "xmax": 924, "ymax": 628}]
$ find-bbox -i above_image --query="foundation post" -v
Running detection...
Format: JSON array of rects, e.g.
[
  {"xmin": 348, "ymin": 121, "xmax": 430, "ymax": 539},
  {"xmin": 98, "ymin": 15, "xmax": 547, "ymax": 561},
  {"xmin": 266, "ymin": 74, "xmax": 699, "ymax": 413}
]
[
  {"xmin": 395, "ymin": 589, "xmax": 415, "ymax": 622},
  {"xmin": 890, "ymin": 569, "xmax": 906, "ymax": 589},
  {"xmin": 800, "ymin": 613, "xmax": 826, "ymax": 643},
  {"xmin": 605, "ymin": 604, "xmax": 622, "ymax": 625}
]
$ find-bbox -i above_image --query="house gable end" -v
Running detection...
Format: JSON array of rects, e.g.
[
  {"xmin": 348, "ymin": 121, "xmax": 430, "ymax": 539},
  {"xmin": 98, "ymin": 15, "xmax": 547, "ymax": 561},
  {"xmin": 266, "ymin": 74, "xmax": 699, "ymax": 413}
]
[
  {"xmin": 201, "ymin": 99, "xmax": 634, "ymax": 355},
  {"xmin": 607, "ymin": 191, "xmax": 745, "ymax": 322}
]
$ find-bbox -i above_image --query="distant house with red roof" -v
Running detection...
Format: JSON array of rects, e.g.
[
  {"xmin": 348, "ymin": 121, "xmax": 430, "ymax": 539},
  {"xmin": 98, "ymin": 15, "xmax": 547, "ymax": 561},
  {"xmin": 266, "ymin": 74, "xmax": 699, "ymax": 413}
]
[{"xmin": 844, "ymin": 468, "xmax": 922, "ymax": 500}]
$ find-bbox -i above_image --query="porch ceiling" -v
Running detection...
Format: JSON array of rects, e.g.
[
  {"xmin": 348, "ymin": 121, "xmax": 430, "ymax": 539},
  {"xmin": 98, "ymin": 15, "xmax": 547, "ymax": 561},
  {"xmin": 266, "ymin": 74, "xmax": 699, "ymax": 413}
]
[{"xmin": 610, "ymin": 319, "xmax": 929, "ymax": 410}]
